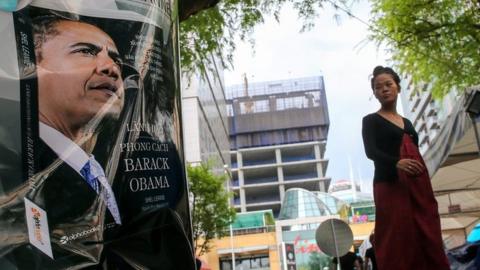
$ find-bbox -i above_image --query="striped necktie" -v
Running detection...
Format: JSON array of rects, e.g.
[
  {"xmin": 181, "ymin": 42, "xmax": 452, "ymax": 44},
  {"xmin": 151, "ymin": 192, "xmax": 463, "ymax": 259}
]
[{"xmin": 80, "ymin": 156, "xmax": 121, "ymax": 225}]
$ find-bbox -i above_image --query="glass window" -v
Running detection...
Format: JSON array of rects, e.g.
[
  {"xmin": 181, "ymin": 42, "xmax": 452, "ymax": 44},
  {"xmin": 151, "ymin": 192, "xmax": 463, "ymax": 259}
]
[
  {"xmin": 276, "ymin": 98, "xmax": 285, "ymax": 111},
  {"xmin": 261, "ymin": 257, "xmax": 269, "ymax": 267},
  {"xmin": 251, "ymin": 257, "xmax": 260, "ymax": 268},
  {"xmin": 220, "ymin": 260, "xmax": 232, "ymax": 270},
  {"xmin": 240, "ymin": 101, "xmax": 255, "ymax": 114},
  {"xmin": 227, "ymin": 104, "xmax": 234, "ymax": 116},
  {"xmin": 226, "ymin": 255, "xmax": 270, "ymax": 269},
  {"xmin": 254, "ymin": 100, "xmax": 269, "ymax": 113},
  {"xmin": 236, "ymin": 259, "xmax": 250, "ymax": 269},
  {"xmin": 267, "ymin": 83, "xmax": 282, "ymax": 94}
]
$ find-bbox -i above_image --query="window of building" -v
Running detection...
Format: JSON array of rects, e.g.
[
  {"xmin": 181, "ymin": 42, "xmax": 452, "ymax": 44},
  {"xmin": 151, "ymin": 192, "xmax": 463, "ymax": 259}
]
[
  {"xmin": 267, "ymin": 83, "xmax": 283, "ymax": 94},
  {"xmin": 240, "ymin": 101, "xmax": 255, "ymax": 114},
  {"xmin": 276, "ymin": 95, "xmax": 320, "ymax": 111},
  {"xmin": 240, "ymin": 100, "xmax": 269, "ymax": 114},
  {"xmin": 305, "ymin": 91, "xmax": 321, "ymax": 107},
  {"xmin": 276, "ymin": 98, "xmax": 286, "ymax": 111},
  {"xmin": 227, "ymin": 104, "xmax": 234, "ymax": 116},
  {"xmin": 254, "ymin": 100, "xmax": 269, "ymax": 113},
  {"xmin": 233, "ymin": 192, "xmax": 240, "ymax": 205},
  {"xmin": 220, "ymin": 255, "xmax": 270, "ymax": 270},
  {"xmin": 221, "ymin": 260, "xmax": 232, "ymax": 270}
]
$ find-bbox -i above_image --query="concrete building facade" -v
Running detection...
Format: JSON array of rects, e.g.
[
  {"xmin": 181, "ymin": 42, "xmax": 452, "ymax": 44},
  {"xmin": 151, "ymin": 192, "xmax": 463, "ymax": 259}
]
[
  {"xmin": 398, "ymin": 78, "xmax": 475, "ymax": 174},
  {"xmin": 226, "ymin": 76, "xmax": 331, "ymax": 217},
  {"xmin": 399, "ymin": 79, "xmax": 460, "ymax": 157}
]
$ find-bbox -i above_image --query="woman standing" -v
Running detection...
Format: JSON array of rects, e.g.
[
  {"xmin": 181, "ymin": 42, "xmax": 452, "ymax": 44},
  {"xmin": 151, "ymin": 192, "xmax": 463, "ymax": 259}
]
[{"xmin": 362, "ymin": 66, "xmax": 450, "ymax": 269}]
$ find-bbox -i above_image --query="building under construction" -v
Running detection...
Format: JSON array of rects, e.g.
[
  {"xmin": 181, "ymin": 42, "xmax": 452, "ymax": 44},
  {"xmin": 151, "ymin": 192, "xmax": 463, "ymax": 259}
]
[{"xmin": 226, "ymin": 76, "xmax": 331, "ymax": 217}]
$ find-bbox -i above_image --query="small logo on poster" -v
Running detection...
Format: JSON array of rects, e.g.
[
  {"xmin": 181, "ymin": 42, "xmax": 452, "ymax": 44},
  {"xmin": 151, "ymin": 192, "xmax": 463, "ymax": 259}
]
[
  {"xmin": 59, "ymin": 225, "xmax": 101, "ymax": 244},
  {"xmin": 24, "ymin": 198, "xmax": 53, "ymax": 258},
  {"xmin": 60, "ymin": 236, "xmax": 69, "ymax": 245}
]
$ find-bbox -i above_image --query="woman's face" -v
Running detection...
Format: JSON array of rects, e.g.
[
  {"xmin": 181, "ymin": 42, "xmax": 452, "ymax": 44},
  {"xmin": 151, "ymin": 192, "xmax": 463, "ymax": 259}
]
[{"xmin": 373, "ymin": 73, "xmax": 399, "ymax": 105}]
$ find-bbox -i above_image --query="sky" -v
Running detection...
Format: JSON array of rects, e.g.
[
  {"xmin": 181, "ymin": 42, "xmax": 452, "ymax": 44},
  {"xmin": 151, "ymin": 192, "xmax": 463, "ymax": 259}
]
[{"xmin": 223, "ymin": 0, "xmax": 393, "ymax": 194}]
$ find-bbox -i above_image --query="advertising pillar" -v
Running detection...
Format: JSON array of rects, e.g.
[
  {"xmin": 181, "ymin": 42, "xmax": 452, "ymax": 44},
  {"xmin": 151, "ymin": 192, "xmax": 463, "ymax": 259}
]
[{"xmin": 0, "ymin": 0, "xmax": 195, "ymax": 269}]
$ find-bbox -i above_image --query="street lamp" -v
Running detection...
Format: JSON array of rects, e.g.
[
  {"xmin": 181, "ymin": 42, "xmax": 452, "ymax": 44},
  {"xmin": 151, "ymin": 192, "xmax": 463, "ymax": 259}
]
[{"xmin": 465, "ymin": 87, "xmax": 480, "ymax": 155}]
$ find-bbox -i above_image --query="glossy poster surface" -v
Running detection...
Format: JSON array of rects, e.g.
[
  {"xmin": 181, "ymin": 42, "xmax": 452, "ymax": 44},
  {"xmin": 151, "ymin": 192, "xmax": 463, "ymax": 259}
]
[{"xmin": 0, "ymin": 1, "xmax": 195, "ymax": 269}]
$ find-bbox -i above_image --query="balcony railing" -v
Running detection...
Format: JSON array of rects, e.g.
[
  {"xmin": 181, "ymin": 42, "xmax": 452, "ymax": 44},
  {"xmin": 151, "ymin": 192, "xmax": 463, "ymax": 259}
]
[
  {"xmin": 228, "ymin": 225, "xmax": 276, "ymax": 236},
  {"xmin": 281, "ymin": 155, "xmax": 315, "ymax": 162},
  {"xmin": 283, "ymin": 173, "xmax": 318, "ymax": 181},
  {"xmin": 242, "ymin": 159, "xmax": 277, "ymax": 167},
  {"xmin": 244, "ymin": 176, "xmax": 278, "ymax": 185}
]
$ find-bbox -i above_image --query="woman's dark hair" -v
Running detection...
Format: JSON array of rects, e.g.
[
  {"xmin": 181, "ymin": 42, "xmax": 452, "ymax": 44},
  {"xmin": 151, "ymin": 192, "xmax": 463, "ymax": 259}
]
[{"xmin": 370, "ymin": 65, "xmax": 401, "ymax": 90}]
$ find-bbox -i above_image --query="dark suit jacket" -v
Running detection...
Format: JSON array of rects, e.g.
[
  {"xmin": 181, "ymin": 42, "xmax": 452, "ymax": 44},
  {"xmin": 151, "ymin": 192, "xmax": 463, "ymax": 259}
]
[
  {"xmin": 0, "ymin": 98, "xmax": 23, "ymax": 194},
  {"xmin": 1, "ymin": 138, "xmax": 195, "ymax": 270},
  {"xmin": 1, "ymin": 139, "xmax": 104, "ymax": 269}
]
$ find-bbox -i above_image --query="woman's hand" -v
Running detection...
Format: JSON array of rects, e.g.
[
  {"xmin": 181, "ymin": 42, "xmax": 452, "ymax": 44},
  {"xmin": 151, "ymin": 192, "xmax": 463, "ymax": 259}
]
[{"xmin": 396, "ymin": 159, "xmax": 425, "ymax": 176}]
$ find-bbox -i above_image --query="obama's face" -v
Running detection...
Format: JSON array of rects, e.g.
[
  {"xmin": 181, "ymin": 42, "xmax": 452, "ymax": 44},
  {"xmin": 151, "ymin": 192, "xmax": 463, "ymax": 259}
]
[{"xmin": 37, "ymin": 20, "xmax": 124, "ymax": 131}]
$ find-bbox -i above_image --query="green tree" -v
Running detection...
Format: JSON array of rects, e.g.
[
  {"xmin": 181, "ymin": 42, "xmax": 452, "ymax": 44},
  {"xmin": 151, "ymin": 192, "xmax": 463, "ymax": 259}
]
[
  {"xmin": 369, "ymin": 0, "xmax": 480, "ymax": 98},
  {"xmin": 187, "ymin": 163, "xmax": 236, "ymax": 256},
  {"xmin": 179, "ymin": 0, "xmax": 351, "ymax": 74}
]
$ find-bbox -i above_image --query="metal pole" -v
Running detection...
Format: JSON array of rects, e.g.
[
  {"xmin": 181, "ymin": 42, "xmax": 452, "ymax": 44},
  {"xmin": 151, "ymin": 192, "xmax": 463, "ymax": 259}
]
[
  {"xmin": 470, "ymin": 113, "xmax": 480, "ymax": 156},
  {"xmin": 230, "ymin": 223, "xmax": 235, "ymax": 270},
  {"xmin": 329, "ymin": 219, "xmax": 341, "ymax": 270}
]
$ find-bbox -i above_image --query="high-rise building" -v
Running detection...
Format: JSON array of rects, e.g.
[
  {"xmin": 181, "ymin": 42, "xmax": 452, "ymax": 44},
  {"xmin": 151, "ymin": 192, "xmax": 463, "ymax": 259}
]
[
  {"xmin": 398, "ymin": 78, "xmax": 462, "ymax": 170},
  {"xmin": 400, "ymin": 79, "xmax": 480, "ymax": 248},
  {"xmin": 181, "ymin": 56, "xmax": 231, "ymax": 174},
  {"xmin": 226, "ymin": 76, "xmax": 331, "ymax": 217}
]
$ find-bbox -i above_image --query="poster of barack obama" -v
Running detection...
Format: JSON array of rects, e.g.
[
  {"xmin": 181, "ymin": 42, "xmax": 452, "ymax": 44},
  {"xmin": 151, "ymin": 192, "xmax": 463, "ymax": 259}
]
[{"xmin": 0, "ymin": 2, "xmax": 195, "ymax": 269}]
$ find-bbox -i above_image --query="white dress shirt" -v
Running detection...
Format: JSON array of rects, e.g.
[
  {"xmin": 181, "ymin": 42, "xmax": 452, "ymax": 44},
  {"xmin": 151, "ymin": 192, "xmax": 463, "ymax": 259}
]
[{"xmin": 39, "ymin": 122, "xmax": 89, "ymax": 177}]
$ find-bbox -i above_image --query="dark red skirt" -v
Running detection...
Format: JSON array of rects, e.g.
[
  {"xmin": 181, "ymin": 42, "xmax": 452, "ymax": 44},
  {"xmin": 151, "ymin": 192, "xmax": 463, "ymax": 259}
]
[{"xmin": 373, "ymin": 134, "xmax": 450, "ymax": 270}]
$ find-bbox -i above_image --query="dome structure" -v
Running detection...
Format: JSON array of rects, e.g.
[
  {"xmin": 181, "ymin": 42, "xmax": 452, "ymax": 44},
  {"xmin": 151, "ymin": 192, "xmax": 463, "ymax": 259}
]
[{"xmin": 278, "ymin": 188, "xmax": 348, "ymax": 220}]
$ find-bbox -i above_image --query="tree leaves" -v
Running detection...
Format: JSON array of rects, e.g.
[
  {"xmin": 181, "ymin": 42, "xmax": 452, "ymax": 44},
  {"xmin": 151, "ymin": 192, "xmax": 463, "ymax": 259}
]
[
  {"xmin": 179, "ymin": 0, "xmax": 349, "ymax": 76},
  {"xmin": 179, "ymin": 0, "xmax": 480, "ymax": 98},
  {"xmin": 187, "ymin": 163, "xmax": 236, "ymax": 256},
  {"xmin": 370, "ymin": 0, "xmax": 480, "ymax": 98}
]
